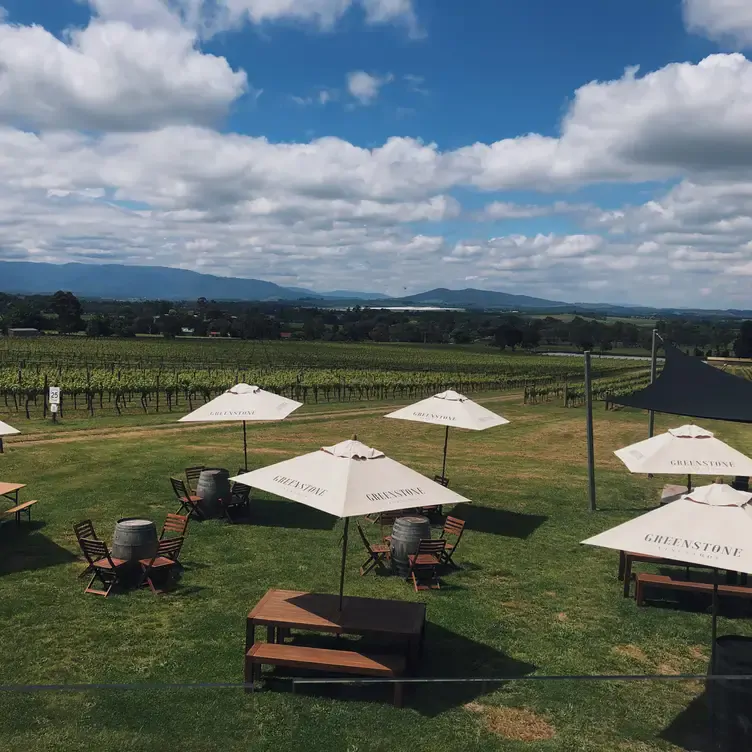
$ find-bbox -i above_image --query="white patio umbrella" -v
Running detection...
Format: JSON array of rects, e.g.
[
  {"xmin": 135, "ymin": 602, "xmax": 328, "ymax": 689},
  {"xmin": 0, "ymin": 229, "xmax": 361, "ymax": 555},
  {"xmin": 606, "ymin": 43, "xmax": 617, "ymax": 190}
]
[
  {"xmin": 0, "ymin": 420, "xmax": 19, "ymax": 453},
  {"xmin": 583, "ymin": 482, "xmax": 752, "ymax": 670},
  {"xmin": 615, "ymin": 423, "xmax": 752, "ymax": 491},
  {"xmin": 384, "ymin": 390, "xmax": 510, "ymax": 483},
  {"xmin": 179, "ymin": 383, "xmax": 302, "ymax": 470},
  {"xmin": 231, "ymin": 437, "xmax": 471, "ymax": 608}
]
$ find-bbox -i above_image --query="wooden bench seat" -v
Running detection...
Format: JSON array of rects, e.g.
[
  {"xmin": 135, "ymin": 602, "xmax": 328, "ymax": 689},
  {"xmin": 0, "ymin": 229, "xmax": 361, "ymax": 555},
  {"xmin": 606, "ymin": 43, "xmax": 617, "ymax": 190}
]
[
  {"xmin": 3, "ymin": 499, "xmax": 39, "ymax": 525},
  {"xmin": 245, "ymin": 643, "xmax": 406, "ymax": 706},
  {"xmin": 635, "ymin": 572, "xmax": 752, "ymax": 606}
]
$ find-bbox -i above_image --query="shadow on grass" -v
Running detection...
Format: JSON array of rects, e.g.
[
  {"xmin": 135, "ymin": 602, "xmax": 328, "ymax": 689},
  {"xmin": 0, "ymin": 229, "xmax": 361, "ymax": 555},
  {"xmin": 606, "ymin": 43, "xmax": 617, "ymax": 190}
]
[
  {"xmin": 661, "ymin": 689, "xmax": 752, "ymax": 752},
  {"xmin": 256, "ymin": 623, "xmax": 535, "ymax": 716},
  {"xmin": 249, "ymin": 497, "xmax": 336, "ymax": 531},
  {"xmin": 0, "ymin": 521, "xmax": 78, "ymax": 577},
  {"xmin": 451, "ymin": 503, "xmax": 547, "ymax": 539}
]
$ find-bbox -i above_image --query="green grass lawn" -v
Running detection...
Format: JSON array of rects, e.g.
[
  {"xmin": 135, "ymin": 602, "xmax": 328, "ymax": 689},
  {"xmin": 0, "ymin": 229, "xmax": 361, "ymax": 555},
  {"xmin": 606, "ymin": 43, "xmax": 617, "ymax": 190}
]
[{"xmin": 1, "ymin": 394, "xmax": 750, "ymax": 751}]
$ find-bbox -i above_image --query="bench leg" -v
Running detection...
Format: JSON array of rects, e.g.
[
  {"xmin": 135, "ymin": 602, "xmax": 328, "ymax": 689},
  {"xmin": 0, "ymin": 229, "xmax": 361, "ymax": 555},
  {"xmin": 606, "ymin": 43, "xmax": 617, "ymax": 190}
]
[{"xmin": 635, "ymin": 579, "xmax": 644, "ymax": 606}]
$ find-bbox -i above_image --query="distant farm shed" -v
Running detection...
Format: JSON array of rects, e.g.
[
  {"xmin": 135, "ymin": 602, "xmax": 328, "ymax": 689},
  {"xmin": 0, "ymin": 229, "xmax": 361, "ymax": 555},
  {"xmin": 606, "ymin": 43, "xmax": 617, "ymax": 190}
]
[{"xmin": 8, "ymin": 328, "xmax": 41, "ymax": 338}]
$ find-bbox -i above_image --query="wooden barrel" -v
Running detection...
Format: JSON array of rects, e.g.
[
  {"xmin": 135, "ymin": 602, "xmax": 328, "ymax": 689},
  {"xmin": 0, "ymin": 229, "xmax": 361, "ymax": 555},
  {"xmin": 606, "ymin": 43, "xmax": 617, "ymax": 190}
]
[
  {"xmin": 390, "ymin": 516, "xmax": 431, "ymax": 577},
  {"xmin": 195, "ymin": 468, "xmax": 231, "ymax": 519},
  {"xmin": 111, "ymin": 518, "xmax": 158, "ymax": 562}
]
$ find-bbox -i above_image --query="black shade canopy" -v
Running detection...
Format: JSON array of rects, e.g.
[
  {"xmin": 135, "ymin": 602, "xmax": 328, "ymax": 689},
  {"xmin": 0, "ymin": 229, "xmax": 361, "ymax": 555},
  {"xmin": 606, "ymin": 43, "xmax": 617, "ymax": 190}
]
[{"xmin": 611, "ymin": 342, "xmax": 752, "ymax": 423}]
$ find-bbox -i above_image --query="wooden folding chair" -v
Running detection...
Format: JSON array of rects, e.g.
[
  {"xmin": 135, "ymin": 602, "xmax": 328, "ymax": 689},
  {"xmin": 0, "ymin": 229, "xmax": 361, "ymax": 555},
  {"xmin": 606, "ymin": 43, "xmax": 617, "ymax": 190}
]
[
  {"xmin": 160, "ymin": 513, "xmax": 189, "ymax": 539},
  {"xmin": 439, "ymin": 516, "xmax": 466, "ymax": 569},
  {"xmin": 185, "ymin": 466, "xmax": 206, "ymax": 495},
  {"xmin": 407, "ymin": 539, "xmax": 446, "ymax": 592},
  {"xmin": 170, "ymin": 477, "xmax": 203, "ymax": 519},
  {"xmin": 73, "ymin": 520, "xmax": 100, "ymax": 578},
  {"xmin": 378, "ymin": 511, "xmax": 408, "ymax": 544},
  {"xmin": 139, "ymin": 537, "xmax": 185, "ymax": 595},
  {"xmin": 73, "ymin": 519, "xmax": 98, "ymax": 541},
  {"xmin": 221, "ymin": 468, "xmax": 251, "ymax": 523},
  {"xmin": 78, "ymin": 538, "xmax": 126, "ymax": 597},
  {"xmin": 356, "ymin": 522, "xmax": 390, "ymax": 575}
]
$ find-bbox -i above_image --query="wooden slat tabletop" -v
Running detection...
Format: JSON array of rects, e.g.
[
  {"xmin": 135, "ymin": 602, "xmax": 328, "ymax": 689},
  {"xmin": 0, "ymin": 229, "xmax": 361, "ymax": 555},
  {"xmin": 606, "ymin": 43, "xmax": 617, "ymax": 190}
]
[
  {"xmin": 248, "ymin": 589, "xmax": 425, "ymax": 637},
  {"xmin": 0, "ymin": 482, "xmax": 25, "ymax": 497}
]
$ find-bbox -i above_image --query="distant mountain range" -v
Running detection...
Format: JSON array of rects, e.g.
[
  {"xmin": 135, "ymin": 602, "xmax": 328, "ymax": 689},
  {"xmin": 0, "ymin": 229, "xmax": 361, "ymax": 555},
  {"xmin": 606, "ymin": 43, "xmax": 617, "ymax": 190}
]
[{"xmin": 0, "ymin": 260, "xmax": 747, "ymax": 316}]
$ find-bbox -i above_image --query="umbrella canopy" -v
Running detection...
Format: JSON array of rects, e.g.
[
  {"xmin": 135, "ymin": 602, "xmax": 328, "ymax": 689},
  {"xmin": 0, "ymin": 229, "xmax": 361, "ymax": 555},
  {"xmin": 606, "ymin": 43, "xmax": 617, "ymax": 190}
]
[
  {"xmin": 0, "ymin": 420, "xmax": 19, "ymax": 437},
  {"xmin": 231, "ymin": 438, "xmax": 470, "ymax": 518},
  {"xmin": 179, "ymin": 383, "xmax": 302, "ymax": 469},
  {"xmin": 614, "ymin": 424, "xmax": 752, "ymax": 486},
  {"xmin": 384, "ymin": 390, "xmax": 509, "ymax": 482},
  {"xmin": 582, "ymin": 482, "xmax": 752, "ymax": 670},
  {"xmin": 0, "ymin": 419, "xmax": 18, "ymax": 454},
  {"xmin": 231, "ymin": 438, "xmax": 470, "ymax": 607},
  {"xmin": 583, "ymin": 483, "xmax": 752, "ymax": 573}
]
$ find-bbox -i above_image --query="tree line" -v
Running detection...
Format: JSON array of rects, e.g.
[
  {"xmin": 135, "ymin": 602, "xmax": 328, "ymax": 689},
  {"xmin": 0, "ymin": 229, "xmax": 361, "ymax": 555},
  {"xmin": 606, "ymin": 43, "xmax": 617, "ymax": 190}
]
[{"xmin": 1, "ymin": 291, "xmax": 751, "ymax": 356}]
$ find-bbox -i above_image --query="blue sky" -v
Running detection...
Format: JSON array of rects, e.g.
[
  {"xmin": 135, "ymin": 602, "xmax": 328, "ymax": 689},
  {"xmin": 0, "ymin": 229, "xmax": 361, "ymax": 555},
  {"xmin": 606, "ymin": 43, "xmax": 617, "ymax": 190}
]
[{"xmin": 0, "ymin": 1, "xmax": 751, "ymax": 306}]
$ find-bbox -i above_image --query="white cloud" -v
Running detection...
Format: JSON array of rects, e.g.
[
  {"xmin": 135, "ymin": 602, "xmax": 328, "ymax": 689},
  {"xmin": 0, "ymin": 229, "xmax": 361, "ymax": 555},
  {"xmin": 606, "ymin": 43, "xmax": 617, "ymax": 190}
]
[
  {"xmin": 453, "ymin": 54, "xmax": 752, "ymax": 191},
  {"xmin": 87, "ymin": 0, "xmax": 419, "ymax": 35},
  {"xmin": 683, "ymin": 0, "xmax": 752, "ymax": 48},
  {"xmin": 7, "ymin": 3, "xmax": 752, "ymax": 306},
  {"xmin": 347, "ymin": 71, "xmax": 393, "ymax": 104},
  {"xmin": 0, "ymin": 20, "xmax": 247, "ymax": 130},
  {"xmin": 479, "ymin": 200, "xmax": 591, "ymax": 220}
]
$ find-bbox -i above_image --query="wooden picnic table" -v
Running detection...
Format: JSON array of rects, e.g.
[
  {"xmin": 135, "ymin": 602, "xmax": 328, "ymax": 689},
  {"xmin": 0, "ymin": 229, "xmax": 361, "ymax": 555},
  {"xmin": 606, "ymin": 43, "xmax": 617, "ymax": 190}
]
[
  {"xmin": 619, "ymin": 550, "xmax": 742, "ymax": 597},
  {"xmin": 246, "ymin": 589, "xmax": 427, "ymax": 672},
  {"xmin": 0, "ymin": 482, "xmax": 25, "ymax": 505}
]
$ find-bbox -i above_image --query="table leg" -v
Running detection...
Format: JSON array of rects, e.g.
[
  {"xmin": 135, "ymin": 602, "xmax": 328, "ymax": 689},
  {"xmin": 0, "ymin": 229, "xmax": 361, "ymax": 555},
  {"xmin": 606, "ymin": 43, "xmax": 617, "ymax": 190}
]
[
  {"xmin": 266, "ymin": 625, "xmax": 277, "ymax": 644},
  {"xmin": 618, "ymin": 551, "xmax": 626, "ymax": 582},
  {"xmin": 245, "ymin": 620, "xmax": 256, "ymax": 654},
  {"xmin": 623, "ymin": 556, "xmax": 633, "ymax": 598}
]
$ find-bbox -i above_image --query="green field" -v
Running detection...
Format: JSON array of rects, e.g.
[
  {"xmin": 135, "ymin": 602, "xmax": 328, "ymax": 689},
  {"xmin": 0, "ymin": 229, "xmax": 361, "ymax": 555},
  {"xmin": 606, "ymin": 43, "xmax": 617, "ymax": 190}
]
[{"xmin": 1, "ymin": 391, "xmax": 748, "ymax": 751}]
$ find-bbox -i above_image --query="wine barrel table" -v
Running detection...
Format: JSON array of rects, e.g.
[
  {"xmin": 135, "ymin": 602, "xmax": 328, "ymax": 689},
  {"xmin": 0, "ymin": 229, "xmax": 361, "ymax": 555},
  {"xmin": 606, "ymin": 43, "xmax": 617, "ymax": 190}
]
[
  {"xmin": 195, "ymin": 468, "xmax": 231, "ymax": 519},
  {"xmin": 111, "ymin": 518, "xmax": 158, "ymax": 584},
  {"xmin": 389, "ymin": 516, "xmax": 431, "ymax": 578}
]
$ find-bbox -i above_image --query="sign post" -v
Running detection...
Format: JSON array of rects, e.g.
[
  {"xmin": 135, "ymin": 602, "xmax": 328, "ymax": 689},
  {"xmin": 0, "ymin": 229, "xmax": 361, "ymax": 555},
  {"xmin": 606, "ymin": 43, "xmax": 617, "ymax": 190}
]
[{"xmin": 49, "ymin": 386, "xmax": 61, "ymax": 423}]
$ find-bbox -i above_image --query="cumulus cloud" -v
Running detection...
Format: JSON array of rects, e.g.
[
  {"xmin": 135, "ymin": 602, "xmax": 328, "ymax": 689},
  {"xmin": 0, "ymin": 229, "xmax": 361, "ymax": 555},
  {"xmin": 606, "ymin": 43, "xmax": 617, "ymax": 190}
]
[
  {"xmin": 347, "ymin": 71, "xmax": 393, "ymax": 104},
  {"xmin": 0, "ymin": 20, "xmax": 247, "ymax": 130},
  {"xmin": 479, "ymin": 201, "xmax": 592, "ymax": 220},
  {"xmin": 86, "ymin": 0, "xmax": 419, "ymax": 35},
  {"xmin": 683, "ymin": 0, "xmax": 752, "ymax": 48},
  {"xmin": 7, "ymin": 1, "xmax": 752, "ymax": 305}
]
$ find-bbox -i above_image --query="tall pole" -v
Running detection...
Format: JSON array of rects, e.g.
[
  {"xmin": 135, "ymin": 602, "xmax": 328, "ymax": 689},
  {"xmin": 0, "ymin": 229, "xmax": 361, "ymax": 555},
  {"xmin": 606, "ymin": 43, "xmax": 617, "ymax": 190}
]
[
  {"xmin": 584, "ymin": 351, "xmax": 597, "ymax": 512},
  {"xmin": 338, "ymin": 518, "xmax": 350, "ymax": 612},
  {"xmin": 441, "ymin": 425, "xmax": 450, "ymax": 482},
  {"xmin": 648, "ymin": 329, "xmax": 658, "ymax": 438},
  {"xmin": 243, "ymin": 420, "xmax": 248, "ymax": 471}
]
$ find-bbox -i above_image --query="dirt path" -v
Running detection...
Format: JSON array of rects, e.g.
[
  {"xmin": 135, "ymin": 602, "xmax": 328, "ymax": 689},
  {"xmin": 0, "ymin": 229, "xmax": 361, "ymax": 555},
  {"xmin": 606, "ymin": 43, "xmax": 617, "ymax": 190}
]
[{"xmin": 7, "ymin": 393, "xmax": 523, "ymax": 447}]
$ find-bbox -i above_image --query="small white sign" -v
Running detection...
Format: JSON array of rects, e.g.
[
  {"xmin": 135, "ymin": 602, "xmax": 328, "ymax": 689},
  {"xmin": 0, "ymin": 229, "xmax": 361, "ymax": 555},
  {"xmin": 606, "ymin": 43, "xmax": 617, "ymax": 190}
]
[
  {"xmin": 50, "ymin": 403, "xmax": 59, "ymax": 414},
  {"xmin": 49, "ymin": 387, "xmax": 61, "ymax": 405}
]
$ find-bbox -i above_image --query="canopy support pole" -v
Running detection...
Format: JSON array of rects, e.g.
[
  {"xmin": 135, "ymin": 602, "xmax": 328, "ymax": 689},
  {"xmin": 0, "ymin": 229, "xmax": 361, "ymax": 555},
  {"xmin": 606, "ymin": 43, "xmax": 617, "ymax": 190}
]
[
  {"xmin": 648, "ymin": 329, "xmax": 658, "ymax": 438},
  {"xmin": 440, "ymin": 425, "xmax": 450, "ymax": 483},
  {"xmin": 688, "ymin": 473, "xmax": 692, "ymax": 493},
  {"xmin": 243, "ymin": 420, "xmax": 248, "ymax": 472},
  {"xmin": 584, "ymin": 351, "xmax": 597, "ymax": 512},
  {"xmin": 338, "ymin": 518, "xmax": 350, "ymax": 612},
  {"xmin": 709, "ymin": 568, "xmax": 719, "ymax": 745}
]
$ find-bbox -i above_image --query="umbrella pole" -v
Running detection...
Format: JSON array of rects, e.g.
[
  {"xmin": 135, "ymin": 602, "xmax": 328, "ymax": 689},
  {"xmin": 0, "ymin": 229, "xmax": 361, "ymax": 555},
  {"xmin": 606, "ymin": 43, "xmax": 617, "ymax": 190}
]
[
  {"xmin": 243, "ymin": 420, "xmax": 248, "ymax": 472},
  {"xmin": 441, "ymin": 425, "xmax": 449, "ymax": 482},
  {"xmin": 338, "ymin": 518, "xmax": 350, "ymax": 612},
  {"xmin": 687, "ymin": 473, "xmax": 692, "ymax": 492},
  {"xmin": 709, "ymin": 568, "xmax": 719, "ymax": 746},
  {"xmin": 711, "ymin": 568, "xmax": 719, "ymax": 672}
]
